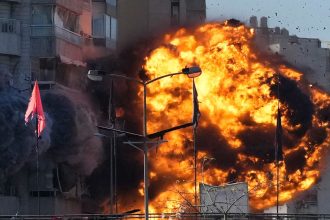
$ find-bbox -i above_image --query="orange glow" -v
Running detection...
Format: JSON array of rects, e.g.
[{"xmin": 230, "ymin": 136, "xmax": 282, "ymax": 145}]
[
  {"xmin": 105, "ymin": 21, "xmax": 330, "ymax": 214},
  {"xmin": 115, "ymin": 107, "xmax": 125, "ymax": 117}
]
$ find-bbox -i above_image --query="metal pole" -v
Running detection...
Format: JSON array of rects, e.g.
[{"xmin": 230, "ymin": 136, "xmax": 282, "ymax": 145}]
[
  {"xmin": 143, "ymin": 84, "xmax": 149, "ymax": 220},
  {"xmin": 110, "ymin": 138, "xmax": 114, "ymax": 214},
  {"xmin": 109, "ymin": 84, "xmax": 114, "ymax": 214},
  {"xmin": 144, "ymin": 145, "xmax": 149, "ymax": 220},
  {"xmin": 35, "ymin": 115, "xmax": 40, "ymax": 215},
  {"xmin": 276, "ymin": 72, "xmax": 280, "ymax": 219},
  {"xmin": 114, "ymin": 131, "xmax": 118, "ymax": 213},
  {"xmin": 276, "ymin": 160, "xmax": 279, "ymax": 219},
  {"xmin": 194, "ymin": 125, "xmax": 197, "ymax": 207}
]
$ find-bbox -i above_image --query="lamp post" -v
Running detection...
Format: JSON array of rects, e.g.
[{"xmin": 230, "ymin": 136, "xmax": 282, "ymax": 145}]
[{"xmin": 88, "ymin": 66, "xmax": 202, "ymax": 220}]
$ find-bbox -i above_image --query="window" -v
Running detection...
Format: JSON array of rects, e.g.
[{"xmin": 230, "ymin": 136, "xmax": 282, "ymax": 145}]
[
  {"xmin": 105, "ymin": 15, "xmax": 111, "ymax": 38},
  {"xmin": 92, "ymin": 16, "xmax": 105, "ymax": 37},
  {"xmin": 110, "ymin": 17, "xmax": 117, "ymax": 40},
  {"xmin": 32, "ymin": 5, "xmax": 53, "ymax": 25},
  {"xmin": 104, "ymin": 15, "xmax": 117, "ymax": 40},
  {"xmin": 106, "ymin": 0, "xmax": 117, "ymax": 6},
  {"xmin": 92, "ymin": 14, "xmax": 117, "ymax": 40},
  {"xmin": 54, "ymin": 6, "xmax": 79, "ymax": 33},
  {"xmin": 171, "ymin": 1, "xmax": 180, "ymax": 26}
]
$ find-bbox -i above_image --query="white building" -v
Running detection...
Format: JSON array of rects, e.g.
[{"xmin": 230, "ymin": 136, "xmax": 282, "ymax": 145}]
[{"xmin": 250, "ymin": 16, "xmax": 330, "ymax": 93}]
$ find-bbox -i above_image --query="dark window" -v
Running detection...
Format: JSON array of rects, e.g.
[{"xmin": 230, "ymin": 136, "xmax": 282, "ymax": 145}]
[
  {"xmin": 32, "ymin": 5, "xmax": 53, "ymax": 25},
  {"xmin": 40, "ymin": 57, "xmax": 56, "ymax": 70},
  {"xmin": 171, "ymin": 1, "xmax": 180, "ymax": 26},
  {"xmin": 30, "ymin": 191, "xmax": 57, "ymax": 197}
]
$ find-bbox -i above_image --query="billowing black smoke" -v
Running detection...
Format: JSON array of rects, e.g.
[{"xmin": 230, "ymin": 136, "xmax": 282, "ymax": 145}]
[
  {"xmin": 84, "ymin": 33, "xmax": 330, "ymax": 213},
  {"xmin": 0, "ymin": 65, "xmax": 103, "ymax": 194}
]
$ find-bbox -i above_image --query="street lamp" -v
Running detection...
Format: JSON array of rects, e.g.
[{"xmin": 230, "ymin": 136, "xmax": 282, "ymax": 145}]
[{"xmin": 88, "ymin": 66, "xmax": 202, "ymax": 220}]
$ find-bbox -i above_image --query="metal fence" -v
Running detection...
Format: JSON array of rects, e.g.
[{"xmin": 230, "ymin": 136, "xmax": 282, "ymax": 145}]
[
  {"xmin": 1, "ymin": 213, "xmax": 330, "ymax": 220},
  {"xmin": 30, "ymin": 25, "xmax": 82, "ymax": 45}
]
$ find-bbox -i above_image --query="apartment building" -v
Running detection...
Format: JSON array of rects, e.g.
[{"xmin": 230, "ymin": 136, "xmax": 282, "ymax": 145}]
[
  {"xmin": 250, "ymin": 16, "xmax": 330, "ymax": 92},
  {"xmin": 92, "ymin": 0, "xmax": 206, "ymax": 51},
  {"xmin": 0, "ymin": 0, "xmax": 206, "ymax": 91},
  {"xmin": 250, "ymin": 16, "xmax": 330, "ymax": 215},
  {"xmin": 0, "ymin": 0, "xmax": 206, "ymax": 215}
]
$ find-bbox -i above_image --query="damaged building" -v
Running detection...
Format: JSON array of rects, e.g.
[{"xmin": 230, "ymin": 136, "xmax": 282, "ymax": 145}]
[
  {"xmin": 0, "ymin": 0, "xmax": 206, "ymax": 215},
  {"xmin": 250, "ymin": 16, "xmax": 330, "ymax": 93},
  {"xmin": 251, "ymin": 16, "xmax": 330, "ymax": 215}
]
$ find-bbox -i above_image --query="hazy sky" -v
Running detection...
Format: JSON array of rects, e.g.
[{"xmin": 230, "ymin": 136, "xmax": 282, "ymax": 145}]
[{"xmin": 206, "ymin": 0, "xmax": 330, "ymax": 42}]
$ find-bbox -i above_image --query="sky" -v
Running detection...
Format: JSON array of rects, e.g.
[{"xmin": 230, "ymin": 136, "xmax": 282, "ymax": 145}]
[{"xmin": 206, "ymin": 0, "xmax": 330, "ymax": 43}]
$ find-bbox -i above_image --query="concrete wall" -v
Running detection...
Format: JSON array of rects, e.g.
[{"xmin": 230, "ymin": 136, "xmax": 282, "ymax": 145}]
[
  {"xmin": 185, "ymin": 0, "xmax": 206, "ymax": 25},
  {"xmin": 116, "ymin": 0, "xmax": 206, "ymax": 51},
  {"xmin": 0, "ymin": 196, "xmax": 20, "ymax": 215},
  {"xmin": 117, "ymin": 0, "xmax": 149, "ymax": 50}
]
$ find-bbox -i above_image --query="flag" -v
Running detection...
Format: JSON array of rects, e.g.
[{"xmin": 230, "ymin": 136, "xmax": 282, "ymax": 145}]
[
  {"xmin": 25, "ymin": 81, "xmax": 46, "ymax": 137},
  {"xmin": 275, "ymin": 107, "xmax": 283, "ymax": 161},
  {"xmin": 192, "ymin": 79, "xmax": 201, "ymax": 127}
]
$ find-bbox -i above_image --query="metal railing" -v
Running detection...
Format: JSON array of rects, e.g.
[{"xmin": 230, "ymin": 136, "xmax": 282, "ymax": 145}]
[
  {"xmin": 30, "ymin": 25, "xmax": 82, "ymax": 45},
  {"xmin": 0, "ymin": 18, "xmax": 20, "ymax": 34},
  {"xmin": 1, "ymin": 213, "xmax": 330, "ymax": 219}
]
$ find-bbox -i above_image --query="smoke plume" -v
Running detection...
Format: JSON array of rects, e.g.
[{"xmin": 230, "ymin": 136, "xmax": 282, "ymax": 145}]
[{"xmin": 0, "ymin": 65, "xmax": 103, "ymax": 193}]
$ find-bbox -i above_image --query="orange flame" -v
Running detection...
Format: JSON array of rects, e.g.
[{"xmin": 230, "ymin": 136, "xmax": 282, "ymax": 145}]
[{"xmin": 122, "ymin": 22, "xmax": 330, "ymax": 213}]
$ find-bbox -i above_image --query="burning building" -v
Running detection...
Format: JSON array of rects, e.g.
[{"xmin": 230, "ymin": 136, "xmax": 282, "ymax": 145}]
[
  {"xmin": 0, "ymin": 0, "xmax": 207, "ymax": 215},
  {"xmin": 250, "ymin": 16, "xmax": 330, "ymax": 93},
  {"xmin": 93, "ymin": 20, "xmax": 330, "ymax": 214},
  {"xmin": 2, "ymin": 0, "xmax": 330, "ymax": 216},
  {"xmin": 250, "ymin": 16, "xmax": 330, "ymax": 214}
]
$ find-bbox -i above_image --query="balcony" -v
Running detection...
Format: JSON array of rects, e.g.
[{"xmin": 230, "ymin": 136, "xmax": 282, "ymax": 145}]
[
  {"xmin": 31, "ymin": 0, "xmax": 82, "ymax": 14},
  {"xmin": 0, "ymin": 19, "xmax": 20, "ymax": 56},
  {"xmin": 31, "ymin": 25, "xmax": 82, "ymax": 46}
]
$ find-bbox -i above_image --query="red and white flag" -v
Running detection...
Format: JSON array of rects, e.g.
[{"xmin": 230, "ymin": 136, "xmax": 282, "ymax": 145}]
[{"xmin": 25, "ymin": 81, "xmax": 46, "ymax": 137}]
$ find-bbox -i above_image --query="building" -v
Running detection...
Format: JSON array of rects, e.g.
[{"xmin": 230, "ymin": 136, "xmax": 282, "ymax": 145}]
[
  {"xmin": 91, "ymin": 0, "xmax": 206, "ymax": 52},
  {"xmin": 251, "ymin": 16, "xmax": 330, "ymax": 215},
  {"xmin": 0, "ymin": 0, "xmax": 206, "ymax": 90},
  {"xmin": 0, "ymin": 0, "xmax": 206, "ymax": 215},
  {"xmin": 250, "ymin": 16, "xmax": 330, "ymax": 92}
]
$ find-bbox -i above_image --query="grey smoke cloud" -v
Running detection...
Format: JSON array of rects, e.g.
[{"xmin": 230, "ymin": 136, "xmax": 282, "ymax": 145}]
[
  {"xmin": 0, "ymin": 66, "xmax": 103, "ymax": 192},
  {"xmin": 43, "ymin": 85, "xmax": 103, "ymax": 176}
]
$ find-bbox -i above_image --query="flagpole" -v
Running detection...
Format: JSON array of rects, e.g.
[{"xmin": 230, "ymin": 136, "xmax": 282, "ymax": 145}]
[
  {"xmin": 194, "ymin": 123, "xmax": 197, "ymax": 207},
  {"xmin": 25, "ymin": 80, "xmax": 45, "ymax": 216},
  {"xmin": 35, "ymin": 114, "xmax": 40, "ymax": 215},
  {"xmin": 276, "ymin": 72, "xmax": 280, "ymax": 219},
  {"xmin": 191, "ymin": 78, "xmax": 202, "ymax": 211}
]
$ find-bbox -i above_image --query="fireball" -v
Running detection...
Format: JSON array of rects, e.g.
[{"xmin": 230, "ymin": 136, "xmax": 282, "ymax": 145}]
[{"xmin": 138, "ymin": 21, "xmax": 330, "ymax": 212}]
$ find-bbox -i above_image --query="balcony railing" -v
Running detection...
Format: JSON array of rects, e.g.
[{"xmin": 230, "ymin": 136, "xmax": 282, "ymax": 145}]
[
  {"xmin": 30, "ymin": 25, "xmax": 82, "ymax": 45},
  {"xmin": 0, "ymin": 18, "xmax": 20, "ymax": 34},
  {"xmin": 0, "ymin": 19, "xmax": 20, "ymax": 55}
]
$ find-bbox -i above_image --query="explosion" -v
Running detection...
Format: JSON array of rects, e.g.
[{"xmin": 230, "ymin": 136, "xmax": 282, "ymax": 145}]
[{"xmin": 136, "ymin": 21, "xmax": 330, "ymax": 211}]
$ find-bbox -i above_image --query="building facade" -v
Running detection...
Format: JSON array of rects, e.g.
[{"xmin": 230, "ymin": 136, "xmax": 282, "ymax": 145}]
[
  {"xmin": 0, "ymin": 0, "xmax": 206, "ymax": 215},
  {"xmin": 250, "ymin": 16, "xmax": 330, "ymax": 92},
  {"xmin": 92, "ymin": 0, "xmax": 206, "ymax": 51},
  {"xmin": 251, "ymin": 16, "xmax": 330, "ymax": 215},
  {"xmin": 0, "ymin": 0, "xmax": 206, "ymax": 91}
]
